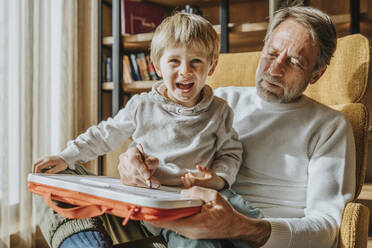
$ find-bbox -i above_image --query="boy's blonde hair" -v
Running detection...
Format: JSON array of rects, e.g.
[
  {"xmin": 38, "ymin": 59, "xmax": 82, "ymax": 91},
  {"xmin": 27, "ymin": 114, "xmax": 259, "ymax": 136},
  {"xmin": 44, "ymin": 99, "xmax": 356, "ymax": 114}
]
[{"xmin": 150, "ymin": 12, "xmax": 220, "ymax": 67}]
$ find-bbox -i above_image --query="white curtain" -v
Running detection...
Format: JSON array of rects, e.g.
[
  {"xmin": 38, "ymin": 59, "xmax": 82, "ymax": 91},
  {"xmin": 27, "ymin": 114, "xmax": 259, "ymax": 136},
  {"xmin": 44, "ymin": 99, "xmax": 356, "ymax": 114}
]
[{"xmin": 0, "ymin": 0, "xmax": 78, "ymax": 247}]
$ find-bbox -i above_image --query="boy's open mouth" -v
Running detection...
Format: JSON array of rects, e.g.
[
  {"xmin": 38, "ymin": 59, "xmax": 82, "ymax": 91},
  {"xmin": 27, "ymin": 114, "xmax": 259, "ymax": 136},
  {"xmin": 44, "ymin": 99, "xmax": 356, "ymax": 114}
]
[{"xmin": 176, "ymin": 82, "xmax": 194, "ymax": 90}]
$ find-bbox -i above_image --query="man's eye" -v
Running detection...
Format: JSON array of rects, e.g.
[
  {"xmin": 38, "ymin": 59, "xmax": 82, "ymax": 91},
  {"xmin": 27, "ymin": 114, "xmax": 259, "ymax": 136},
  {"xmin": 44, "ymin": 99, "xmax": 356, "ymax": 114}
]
[{"xmin": 288, "ymin": 58, "xmax": 303, "ymax": 69}]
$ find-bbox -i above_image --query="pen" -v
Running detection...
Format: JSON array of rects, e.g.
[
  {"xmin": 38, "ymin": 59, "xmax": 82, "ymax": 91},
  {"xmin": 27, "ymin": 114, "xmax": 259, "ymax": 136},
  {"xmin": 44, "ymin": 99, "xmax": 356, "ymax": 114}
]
[{"xmin": 137, "ymin": 144, "xmax": 152, "ymax": 189}]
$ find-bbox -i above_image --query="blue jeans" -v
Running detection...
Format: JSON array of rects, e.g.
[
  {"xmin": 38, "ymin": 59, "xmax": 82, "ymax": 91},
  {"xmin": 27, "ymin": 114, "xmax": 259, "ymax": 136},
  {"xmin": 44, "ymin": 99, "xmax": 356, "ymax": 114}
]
[
  {"xmin": 60, "ymin": 231, "xmax": 112, "ymax": 248},
  {"xmin": 161, "ymin": 188, "xmax": 263, "ymax": 248}
]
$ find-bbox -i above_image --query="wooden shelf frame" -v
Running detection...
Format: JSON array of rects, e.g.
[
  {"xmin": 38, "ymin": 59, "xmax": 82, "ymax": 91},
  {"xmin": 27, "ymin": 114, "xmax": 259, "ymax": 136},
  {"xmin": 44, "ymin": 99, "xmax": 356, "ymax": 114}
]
[
  {"xmin": 101, "ymin": 13, "xmax": 352, "ymax": 51},
  {"xmin": 102, "ymin": 81, "xmax": 156, "ymax": 94}
]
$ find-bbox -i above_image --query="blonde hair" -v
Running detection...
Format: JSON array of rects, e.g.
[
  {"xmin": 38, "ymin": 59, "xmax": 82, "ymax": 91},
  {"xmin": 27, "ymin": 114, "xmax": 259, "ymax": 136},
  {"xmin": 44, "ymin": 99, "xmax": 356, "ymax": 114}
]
[{"xmin": 150, "ymin": 12, "xmax": 220, "ymax": 66}]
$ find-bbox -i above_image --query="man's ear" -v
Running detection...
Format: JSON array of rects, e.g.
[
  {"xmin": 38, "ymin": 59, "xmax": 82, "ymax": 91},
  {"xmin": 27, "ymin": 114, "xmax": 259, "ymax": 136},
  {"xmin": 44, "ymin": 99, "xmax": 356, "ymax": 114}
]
[
  {"xmin": 154, "ymin": 63, "xmax": 162, "ymax": 77},
  {"xmin": 309, "ymin": 66, "xmax": 326, "ymax": 85},
  {"xmin": 208, "ymin": 59, "xmax": 218, "ymax": 76}
]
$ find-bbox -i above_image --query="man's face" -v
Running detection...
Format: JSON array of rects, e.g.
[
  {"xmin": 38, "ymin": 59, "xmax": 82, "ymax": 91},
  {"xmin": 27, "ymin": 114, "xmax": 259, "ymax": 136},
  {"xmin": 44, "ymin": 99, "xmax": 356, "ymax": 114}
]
[
  {"xmin": 256, "ymin": 19, "xmax": 322, "ymax": 103},
  {"xmin": 154, "ymin": 44, "xmax": 216, "ymax": 108}
]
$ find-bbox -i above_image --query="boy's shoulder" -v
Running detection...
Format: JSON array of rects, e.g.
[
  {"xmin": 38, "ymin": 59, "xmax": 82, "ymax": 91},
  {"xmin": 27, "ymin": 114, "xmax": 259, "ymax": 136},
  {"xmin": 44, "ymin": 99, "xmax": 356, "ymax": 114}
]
[
  {"xmin": 128, "ymin": 91, "xmax": 152, "ymax": 103},
  {"xmin": 212, "ymin": 94, "xmax": 229, "ymax": 107},
  {"xmin": 122, "ymin": 91, "xmax": 153, "ymax": 111}
]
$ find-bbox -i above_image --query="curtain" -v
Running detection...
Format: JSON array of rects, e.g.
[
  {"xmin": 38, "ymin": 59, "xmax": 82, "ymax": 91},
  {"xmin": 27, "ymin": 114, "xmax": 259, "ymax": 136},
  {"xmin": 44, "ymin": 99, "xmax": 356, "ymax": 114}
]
[
  {"xmin": 77, "ymin": 0, "xmax": 98, "ymax": 174},
  {"xmin": 0, "ymin": 0, "xmax": 81, "ymax": 247}
]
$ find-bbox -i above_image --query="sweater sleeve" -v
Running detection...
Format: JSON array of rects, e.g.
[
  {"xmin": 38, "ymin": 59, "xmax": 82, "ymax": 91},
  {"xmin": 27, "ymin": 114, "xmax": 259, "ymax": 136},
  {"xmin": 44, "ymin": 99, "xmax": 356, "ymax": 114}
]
[
  {"xmin": 59, "ymin": 96, "xmax": 139, "ymax": 169},
  {"xmin": 213, "ymin": 103, "xmax": 243, "ymax": 187},
  {"xmin": 262, "ymin": 116, "xmax": 356, "ymax": 248}
]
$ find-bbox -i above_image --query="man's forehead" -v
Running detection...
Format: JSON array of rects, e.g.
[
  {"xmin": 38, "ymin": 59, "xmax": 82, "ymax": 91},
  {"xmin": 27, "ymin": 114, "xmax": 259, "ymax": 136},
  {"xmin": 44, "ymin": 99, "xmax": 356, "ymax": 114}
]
[{"xmin": 266, "ymin": 19, "xmax": 318, "ymax": 66}]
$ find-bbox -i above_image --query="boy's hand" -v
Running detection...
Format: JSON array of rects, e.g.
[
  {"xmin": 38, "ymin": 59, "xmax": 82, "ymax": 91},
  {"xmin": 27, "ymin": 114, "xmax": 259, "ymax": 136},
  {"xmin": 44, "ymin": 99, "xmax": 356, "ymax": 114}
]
[
  {"xmin": 32, "ymin": 155, "xmax": 68, "ymax": 174},
  {"xmin": 118, "ymin": 145, "xmax": 160, "ymax": 189},
  {"xmin": 181, "ymin": 165, "xmax": 226, "ymax": 190}
]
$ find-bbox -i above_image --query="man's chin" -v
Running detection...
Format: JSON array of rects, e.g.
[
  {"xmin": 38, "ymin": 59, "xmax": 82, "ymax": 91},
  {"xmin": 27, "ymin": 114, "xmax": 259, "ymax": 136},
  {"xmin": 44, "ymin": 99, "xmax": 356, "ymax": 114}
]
[
  {"xmin": 257, "ymin": 88, "xmax": 303, "ymax": 103},
  {"xmin": 256, "ymin": 87, "xmax": 282, "ymax": 103}
]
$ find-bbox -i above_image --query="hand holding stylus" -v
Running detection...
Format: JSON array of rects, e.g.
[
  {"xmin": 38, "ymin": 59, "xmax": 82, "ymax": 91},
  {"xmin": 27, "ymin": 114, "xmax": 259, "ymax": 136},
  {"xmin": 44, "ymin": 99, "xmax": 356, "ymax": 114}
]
[
  {"xmin": 136, "ymin": 144, "xmax": 152, "ymax": 188},
  {"xmin": 118, "ymin": 144, "xmax": 160, "ymax": 189}
]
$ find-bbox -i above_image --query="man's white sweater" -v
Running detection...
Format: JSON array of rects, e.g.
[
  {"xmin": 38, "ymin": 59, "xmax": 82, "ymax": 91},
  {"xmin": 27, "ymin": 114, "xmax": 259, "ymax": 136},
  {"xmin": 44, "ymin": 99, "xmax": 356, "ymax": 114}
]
[
  {"xmin": 60, "ymin": 82, "xmax": 242, "ymax": 187},
  {"xmin": 215, "ymin": 87, "xmax": 355, "ymax": 248}
]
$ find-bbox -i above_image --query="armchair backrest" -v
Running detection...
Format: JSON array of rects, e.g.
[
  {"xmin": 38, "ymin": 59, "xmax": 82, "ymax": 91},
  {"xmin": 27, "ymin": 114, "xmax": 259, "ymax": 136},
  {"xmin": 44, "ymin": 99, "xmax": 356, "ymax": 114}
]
[{"xmin": 206, "ymin": 34, "xmax": 370, "ymax": 199}]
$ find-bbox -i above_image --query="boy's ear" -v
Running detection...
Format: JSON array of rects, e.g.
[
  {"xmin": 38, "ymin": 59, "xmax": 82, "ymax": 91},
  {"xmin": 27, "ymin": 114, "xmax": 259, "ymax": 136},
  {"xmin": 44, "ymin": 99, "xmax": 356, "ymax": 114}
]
[
  {"xmin": 153, "ymin": 63, "xmax": 162, "ymax": 77},
  {"xmin": 208, "ymin": 59, "xmax": 218, "ymax": 76}
]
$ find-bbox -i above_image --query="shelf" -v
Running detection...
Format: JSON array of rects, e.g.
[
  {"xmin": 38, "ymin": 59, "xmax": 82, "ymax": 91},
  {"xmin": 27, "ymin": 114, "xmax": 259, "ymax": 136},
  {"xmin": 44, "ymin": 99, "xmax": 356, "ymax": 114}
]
[
  {"xmin": 102, "ymin": 14, "xmax": 351, "ymax": 51},
  {"xmin": 102, "ymin": 33, "xmax": 152, "ymax": 51},
  {"xmin": 145, "ymin": 0, "xmax": 219, "ymax": 7},
  {"xmin": 145, "ymin": 0, "xmax": 250, "ymax": 7},
  {"xmin": 102, "ymin": 81, "xmax": 156, "ymax": 94}
]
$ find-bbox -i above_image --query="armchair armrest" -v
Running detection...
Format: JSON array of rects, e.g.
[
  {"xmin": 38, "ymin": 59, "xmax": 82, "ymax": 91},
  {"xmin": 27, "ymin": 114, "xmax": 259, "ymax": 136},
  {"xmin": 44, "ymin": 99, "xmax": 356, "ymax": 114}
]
[{"xmin": 339, "ymin": 202, "xmax": 369, "ymax": 248}]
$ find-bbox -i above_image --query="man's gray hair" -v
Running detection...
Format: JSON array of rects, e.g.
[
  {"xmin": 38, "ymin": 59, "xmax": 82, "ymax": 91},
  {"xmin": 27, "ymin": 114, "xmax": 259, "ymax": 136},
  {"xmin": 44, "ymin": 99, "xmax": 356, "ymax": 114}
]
[{"xmin": 265, "ymin": 6, "xmax": 337, "ymax": 70}]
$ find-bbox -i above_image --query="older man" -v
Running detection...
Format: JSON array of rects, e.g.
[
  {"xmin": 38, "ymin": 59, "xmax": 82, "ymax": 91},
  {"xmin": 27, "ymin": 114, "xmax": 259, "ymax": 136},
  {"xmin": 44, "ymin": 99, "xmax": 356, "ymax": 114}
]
[{"xmin": 119, "ymin": 6, "xmax": 355, "ymax": 247}]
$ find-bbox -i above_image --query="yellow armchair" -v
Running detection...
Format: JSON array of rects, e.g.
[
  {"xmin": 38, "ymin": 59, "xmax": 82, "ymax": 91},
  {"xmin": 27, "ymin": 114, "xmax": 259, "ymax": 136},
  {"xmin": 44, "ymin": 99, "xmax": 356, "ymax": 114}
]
[{"xmin": 206, "ymin": 34, "xmax": 370, "ymax": 248}]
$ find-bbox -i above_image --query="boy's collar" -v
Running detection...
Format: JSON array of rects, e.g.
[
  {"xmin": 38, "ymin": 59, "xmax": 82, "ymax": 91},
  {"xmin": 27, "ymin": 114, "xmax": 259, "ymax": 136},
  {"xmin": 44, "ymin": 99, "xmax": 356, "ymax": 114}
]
[{"xmin": 150, "ymin": 81, "xmax": 214, "ymax": 115}]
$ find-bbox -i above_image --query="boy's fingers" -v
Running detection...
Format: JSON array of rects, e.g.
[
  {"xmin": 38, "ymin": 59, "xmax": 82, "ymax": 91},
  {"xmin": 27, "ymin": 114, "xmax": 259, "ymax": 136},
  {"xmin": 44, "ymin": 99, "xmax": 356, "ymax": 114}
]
[
  {"xmin": 34, "ymin": 160, "xmax": 56, "ymax": 173},
  {"xmin": 33, "ymin": 158, "xmax": 44, "ymax": 167},
  {"xmin": 45, "ymin": 164, "xmax": 64, "ymax": 174},
  {"xmin": 145, "ymin": 157, "xmax": 159, "ymax": 171},
  {"xmin": 33, "ymin": 158, "xmax": 48, "ymax": 173},
  {"xmin": 150, "ymin": 177, "xmax": 160, "ymax": 189},
  {"xmin": 126, "ymin": 148, "xmax": 151, "ymax": 179},
  {"xmin": 135, "ymin": 156, "xmax": 151, "ymax": 179},
  {"xmin": 196, "ymin": 165, "xmax": 211, "ymax": 173},
  {"xmin": 183, "ymin": 178, "xmax": 192, "ymax": 188}
]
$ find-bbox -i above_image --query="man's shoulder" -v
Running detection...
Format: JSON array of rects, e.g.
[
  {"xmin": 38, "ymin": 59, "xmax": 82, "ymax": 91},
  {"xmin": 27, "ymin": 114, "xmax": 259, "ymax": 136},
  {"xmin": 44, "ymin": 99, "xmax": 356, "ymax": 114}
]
[
  {"xmin": 214, "ymin": 86, "xmax": 255, "ymax": 97},
  {"xmin": 305, "ymin": 96, "xmax": 348, "ymax": 121},
  {"xmin": 213, "ymin": 86, "xmax": 256, "ymax": 107}
]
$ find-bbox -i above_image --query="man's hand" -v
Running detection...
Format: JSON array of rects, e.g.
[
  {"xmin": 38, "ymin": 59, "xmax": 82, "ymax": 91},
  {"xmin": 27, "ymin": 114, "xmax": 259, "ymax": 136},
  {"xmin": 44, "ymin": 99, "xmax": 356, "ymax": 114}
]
[
  {"xmin": 181, "ymin": 165, "xmax": 226, "ymax": 190},
  {"xmin": 148, "ymin": 186, "xmax": 271, "ymax": 247},
  {"xmin": 118, "ymin": 145, "xmax": 160, "ymax": 188},
  {"xmin": 33, "ymin": 155, "xmax": 68, "ymax": 174}
]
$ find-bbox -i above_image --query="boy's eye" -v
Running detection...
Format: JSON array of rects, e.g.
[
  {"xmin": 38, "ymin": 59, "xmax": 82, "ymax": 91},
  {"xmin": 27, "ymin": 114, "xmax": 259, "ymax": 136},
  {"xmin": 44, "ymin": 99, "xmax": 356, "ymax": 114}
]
[
  {"xmin": 266, "ymin": 51, "xmax": 276, "ymax": 58},
  {"xmin": 169, "ymin": 59, "xmax": 179, "ymax": 64},
  {"xmin": 191, "ymin": 58, "xmax": 202, "ymax": 63}
]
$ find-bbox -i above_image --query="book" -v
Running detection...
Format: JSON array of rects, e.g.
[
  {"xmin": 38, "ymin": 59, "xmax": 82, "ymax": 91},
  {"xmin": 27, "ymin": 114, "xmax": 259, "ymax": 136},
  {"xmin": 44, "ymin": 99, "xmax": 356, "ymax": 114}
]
[
  {"xmin": 28, "ymin": 174, "xmax": 202, "ymax": 209},
  {"xmin": 136, "ymin": 53, "xmax": 150, "ymax": 81},
  {"xmin": 129, "ymin": 53, "xmax": 142, "ymax": 81},
  {"xmin": 121, "ymin": 0, "xmax": 168, "ymax": 35},
  {"xmin": 104, "ymin": 57, "xmax": 112, "ymax": 82},
  {"xmin": 123, "ymin": 55, "xmax": 134, "ymax": 83},
  {"xmin": 146, "ymin": 55, "xmax": 160, "ymax": 80}
]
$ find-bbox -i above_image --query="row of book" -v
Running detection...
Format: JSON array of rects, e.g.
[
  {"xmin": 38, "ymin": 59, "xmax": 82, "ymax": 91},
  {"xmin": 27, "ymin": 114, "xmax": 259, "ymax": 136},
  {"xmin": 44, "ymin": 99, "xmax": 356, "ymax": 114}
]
[
  {"xmin": 104, "ymin": 53, "xmax": 160, "ymax": 83},
  {"xmin": 120, "ymin": 0, "xmax": 202, "ymax": 35}
]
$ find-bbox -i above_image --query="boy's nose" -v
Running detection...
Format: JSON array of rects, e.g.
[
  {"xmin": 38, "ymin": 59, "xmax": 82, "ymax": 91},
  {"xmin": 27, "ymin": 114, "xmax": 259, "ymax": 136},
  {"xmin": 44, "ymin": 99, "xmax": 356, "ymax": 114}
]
[{"xmin": 179, "ymin": 62, "xmax": 192, "ymax": 77}]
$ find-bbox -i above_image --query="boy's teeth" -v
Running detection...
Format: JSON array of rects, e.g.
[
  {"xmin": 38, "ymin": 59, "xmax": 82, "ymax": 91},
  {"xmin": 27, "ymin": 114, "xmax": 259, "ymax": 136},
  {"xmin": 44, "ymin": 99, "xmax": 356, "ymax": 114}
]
[{"xmin": 176, "ymin": 82, "xmax": 194, "ymax": 89}]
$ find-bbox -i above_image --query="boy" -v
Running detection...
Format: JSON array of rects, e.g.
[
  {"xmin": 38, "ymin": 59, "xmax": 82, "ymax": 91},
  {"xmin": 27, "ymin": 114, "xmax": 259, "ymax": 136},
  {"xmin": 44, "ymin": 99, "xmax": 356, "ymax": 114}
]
[{"xmin": 33, "ymin": 13, "xmax": 261, "ymax": 248}]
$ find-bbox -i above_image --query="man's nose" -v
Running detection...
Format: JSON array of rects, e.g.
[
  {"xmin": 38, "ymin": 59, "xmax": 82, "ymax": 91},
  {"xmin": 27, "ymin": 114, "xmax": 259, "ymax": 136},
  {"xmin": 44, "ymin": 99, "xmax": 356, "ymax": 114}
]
[{"xmin": 269, "ymin": 53, "xmax": 286, "ymax": 78}]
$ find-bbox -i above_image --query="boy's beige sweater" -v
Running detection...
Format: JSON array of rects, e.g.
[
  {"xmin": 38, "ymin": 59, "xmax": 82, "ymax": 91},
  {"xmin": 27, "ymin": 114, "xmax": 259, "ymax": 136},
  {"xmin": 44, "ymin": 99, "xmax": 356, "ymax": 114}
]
[{"xmin": 60, "ymin": 81, "xmax": 242, "ymax": 187}]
